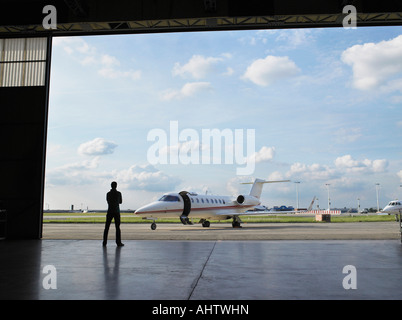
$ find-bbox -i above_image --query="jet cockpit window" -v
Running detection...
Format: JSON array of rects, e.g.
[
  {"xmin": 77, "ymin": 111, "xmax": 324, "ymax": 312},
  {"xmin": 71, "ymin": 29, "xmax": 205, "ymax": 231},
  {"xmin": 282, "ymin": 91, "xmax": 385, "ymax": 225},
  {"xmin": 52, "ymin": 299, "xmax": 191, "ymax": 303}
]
[{"xmin": 159, "ymin": 195, "xmax": 180, "ymax": 202}]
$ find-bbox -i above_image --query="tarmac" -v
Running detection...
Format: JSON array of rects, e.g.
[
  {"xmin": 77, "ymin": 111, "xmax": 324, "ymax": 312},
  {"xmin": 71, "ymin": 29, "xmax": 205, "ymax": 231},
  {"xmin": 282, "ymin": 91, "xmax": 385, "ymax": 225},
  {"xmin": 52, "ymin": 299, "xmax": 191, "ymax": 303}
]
[
  {"xmin": 42, "ymin": 221, "xmax": 400, "ymax": 240},
  {"xmin": 1, "ymin": 222, "xmax": 402, "ymax": 301}
]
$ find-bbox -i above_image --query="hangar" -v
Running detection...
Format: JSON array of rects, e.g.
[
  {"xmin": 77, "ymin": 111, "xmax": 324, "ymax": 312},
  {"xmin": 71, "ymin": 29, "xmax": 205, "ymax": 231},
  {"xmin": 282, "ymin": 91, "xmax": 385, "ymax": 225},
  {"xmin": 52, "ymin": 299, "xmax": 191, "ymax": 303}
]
[{"xmin": 1, "ymin": 0, "xmax": 402, "ymax": 240}]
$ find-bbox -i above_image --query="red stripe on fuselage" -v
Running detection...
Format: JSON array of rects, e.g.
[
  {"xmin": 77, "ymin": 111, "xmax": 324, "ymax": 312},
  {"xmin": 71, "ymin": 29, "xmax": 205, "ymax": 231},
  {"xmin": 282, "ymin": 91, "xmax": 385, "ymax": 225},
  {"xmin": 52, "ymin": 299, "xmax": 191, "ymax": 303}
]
[{"xmin": 135, "ymin": 205, "xmax": 253, "ymax": 215}]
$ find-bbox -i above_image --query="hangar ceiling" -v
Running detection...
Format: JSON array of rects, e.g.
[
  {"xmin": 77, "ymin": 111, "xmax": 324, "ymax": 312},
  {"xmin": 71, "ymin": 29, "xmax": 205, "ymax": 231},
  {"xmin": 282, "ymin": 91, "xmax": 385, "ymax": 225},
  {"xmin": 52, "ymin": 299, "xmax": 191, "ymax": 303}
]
[{"xmin": 1, "ymin": 0, "xmax": 402, "ymax": 37}]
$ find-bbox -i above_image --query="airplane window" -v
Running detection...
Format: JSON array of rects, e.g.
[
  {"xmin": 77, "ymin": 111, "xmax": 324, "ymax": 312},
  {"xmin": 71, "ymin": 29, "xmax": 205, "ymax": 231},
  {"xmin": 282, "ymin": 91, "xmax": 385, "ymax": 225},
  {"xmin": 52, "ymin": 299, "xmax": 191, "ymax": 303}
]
[
  {"xmin": 196, "ymin": 198, "xmax": 199, "ymax": 203},
  {"xmin": 218, "ymin": 199, "xmax": 222, "ymax": 204},
  {"xmin": 222, "ymin": 199, "xmax": 225, "ymax": 204},
  {"xmin": 206, "ymin": 199, "xmax": 209, "ymax": 203},
  {"xmin": 158, "ymin": 195, "xmax": 180, "ymax": 202},
  {"xmin": 191, "ymin": 198, "xmax": 194, "ymax": 203},
  {"xmin": 201, "ymin": 199, "xmax": 204, "ymax": 203},
  {"xmin": 215, "ymin": 199, "xmax": 218, "ymax": 203}
]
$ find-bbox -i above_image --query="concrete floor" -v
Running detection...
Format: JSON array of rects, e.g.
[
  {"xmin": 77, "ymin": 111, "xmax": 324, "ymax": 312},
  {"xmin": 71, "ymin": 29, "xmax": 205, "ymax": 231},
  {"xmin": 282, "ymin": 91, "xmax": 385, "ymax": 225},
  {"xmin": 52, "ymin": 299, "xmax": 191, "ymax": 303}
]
[{"xmin": 1, "ymin": 239, "xmax": 402, "ymax": 300}]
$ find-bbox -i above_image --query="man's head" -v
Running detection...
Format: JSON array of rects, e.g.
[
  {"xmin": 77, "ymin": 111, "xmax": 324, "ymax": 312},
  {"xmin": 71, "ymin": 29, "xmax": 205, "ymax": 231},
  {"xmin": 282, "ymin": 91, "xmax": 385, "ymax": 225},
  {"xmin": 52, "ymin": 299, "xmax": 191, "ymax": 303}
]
[{"xmin": 111, "ymin": 181, "xmax": 117, "ymax": 189}]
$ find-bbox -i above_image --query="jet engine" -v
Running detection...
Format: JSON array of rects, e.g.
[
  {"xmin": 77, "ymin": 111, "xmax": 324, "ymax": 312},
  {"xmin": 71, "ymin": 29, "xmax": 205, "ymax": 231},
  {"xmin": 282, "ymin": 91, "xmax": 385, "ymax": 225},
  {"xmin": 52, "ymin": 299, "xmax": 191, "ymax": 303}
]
[{"xmin": 236, "ymin": 195, "xmax": 260, "ymax": 206}]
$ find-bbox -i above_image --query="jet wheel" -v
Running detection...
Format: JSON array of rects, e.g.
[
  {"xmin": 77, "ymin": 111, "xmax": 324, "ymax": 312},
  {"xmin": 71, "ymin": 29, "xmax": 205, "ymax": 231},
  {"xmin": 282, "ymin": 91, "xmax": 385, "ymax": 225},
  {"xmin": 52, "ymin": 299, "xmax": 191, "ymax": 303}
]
[
  {"xmin": 151, "ymin": 222, "xmax": 157, "ymax": 230},
  {"xmin": 202, "ymin": 220, "xmax": 210, "ymax": 228},
  {"xmin": 232, "ymin": 221, "xmax": 242, "ymax": 228}
]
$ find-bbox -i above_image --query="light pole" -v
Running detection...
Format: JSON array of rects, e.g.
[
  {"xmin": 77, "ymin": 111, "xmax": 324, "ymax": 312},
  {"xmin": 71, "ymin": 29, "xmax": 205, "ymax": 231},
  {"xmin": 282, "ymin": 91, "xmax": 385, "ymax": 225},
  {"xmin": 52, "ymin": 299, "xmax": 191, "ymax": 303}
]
[
  {"xmin": 325, "ymin": 183, "xmax": 331, "ymax": 212},
  {"xmin": 295, "ymin": 181, "xmax": 300, "ymax": 210},
  {"xmin": 375, "ymin": 183, "xmax": 380, "ymax": 212},
  {"xmin": 357, "ymin": 198, "xmax": 360, "ymax": 213}
]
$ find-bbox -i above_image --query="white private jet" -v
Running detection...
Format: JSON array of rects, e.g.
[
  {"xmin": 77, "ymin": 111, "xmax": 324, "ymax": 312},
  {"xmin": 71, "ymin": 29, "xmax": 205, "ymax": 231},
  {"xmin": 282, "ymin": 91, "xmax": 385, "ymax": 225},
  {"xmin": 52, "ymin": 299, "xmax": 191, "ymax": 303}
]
[
  {"xmin": 382, "ymin": 200, "xmax": 402, "ymax": 220},
  {"xmin": 135, "ymin": 178, "xmax": 290, "ymax": 230}
]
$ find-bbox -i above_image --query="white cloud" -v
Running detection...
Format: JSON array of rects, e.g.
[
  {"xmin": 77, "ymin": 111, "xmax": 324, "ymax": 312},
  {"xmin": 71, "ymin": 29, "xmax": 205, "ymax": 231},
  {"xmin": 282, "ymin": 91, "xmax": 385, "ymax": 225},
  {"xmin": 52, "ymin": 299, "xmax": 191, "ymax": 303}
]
[
  {"xmin": 341, "ymin": 35, "xmax": 402, "ymax": 91},
  {"xmin": 54, "ymin": 37, "xmax": 95, "ymax": 56},
  {"xmin": 161, "ymin": 82, "xmax": 212, "ymax": 100},
  {"xmin": 46, "ymin": 159, "xmax": 181, "ymax": 192},
  {"xmin": 247, "ymin": 146, "xmax": 275, "ymax": 163},
  {"xmin": 223, "ymin": 67, "xmax": 234, "ymax": 76},
  {"xmin": 397, "ymin": 170, "xmax": 402, "ymax": 182},
  {"xmin": 226, "ymin": 176, "xmax": 253, "ymax": 196},
  {"xmin": 98, "ymin": 68, "xmax": 141, "ymax": 80},
  {"xmin": 275, "ymin": 29, "xmax": 315, "ymax": 48},
  {"xmin": 333, "ymin": 127, "xmax": 362, "ymax": 144},
  {"xmin": 78, "ymin": 138, "xmax": 118, "ymax": 156},
  {"xmin": 46, "ymin": 157, "xmax": 107, "ymax": 186},
  {"xmin": 54, "ymin": 37, "xmax": 141, "ymax": 81},
  {"xmin": 286, "ymin": 162, "xmax": 336, "ymax": 181},
  {"xmin": 173, "ymin": 55, "xmax": 224, "ymax": 79},
  {"xmin": 286, "ymin": 155, "xmax": 388, "ymax": 183},
  {"xmin": 334, "ymin": 155, "xmax": 388, "ymax": 174},
  {"xmin": 116, "ymin": 164, "xmax": 181, "ymax": 192},
  {"xmin": 334, "ymin": 155, "xmax": 360, "ymax": 168},
  {"xmin": 100, "ymin": 54, "xmax": 120, "ymax": 67},
  {"xmin": 242, "ymin": 55, "xmax": 300, "ymax": 86}
]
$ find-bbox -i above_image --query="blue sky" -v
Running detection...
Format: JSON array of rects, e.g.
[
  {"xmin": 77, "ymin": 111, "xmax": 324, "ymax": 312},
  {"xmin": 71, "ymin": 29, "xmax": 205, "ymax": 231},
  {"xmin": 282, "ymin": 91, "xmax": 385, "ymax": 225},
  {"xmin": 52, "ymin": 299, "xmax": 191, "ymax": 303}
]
[{"xmin": 45, "ymin": 26, "xmax": 402, "ymax": 211}]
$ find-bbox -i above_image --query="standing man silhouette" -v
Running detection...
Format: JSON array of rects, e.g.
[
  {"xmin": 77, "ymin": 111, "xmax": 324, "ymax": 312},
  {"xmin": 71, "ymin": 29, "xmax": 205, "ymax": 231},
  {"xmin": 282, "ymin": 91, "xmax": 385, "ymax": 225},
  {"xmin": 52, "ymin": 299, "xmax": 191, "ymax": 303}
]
[{"xmin": 103, "ymin": 181, "xmax": 124, "ymax": 247}]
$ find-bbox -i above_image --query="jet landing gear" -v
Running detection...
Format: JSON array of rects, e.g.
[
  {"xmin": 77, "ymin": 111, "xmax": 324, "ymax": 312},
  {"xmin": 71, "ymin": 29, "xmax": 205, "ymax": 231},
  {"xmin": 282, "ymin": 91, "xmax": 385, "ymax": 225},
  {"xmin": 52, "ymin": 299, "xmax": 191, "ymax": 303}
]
[
  {"xmin": 180, "ymin": 215, "xmax": 193, "ymax": 225},
  {"xmin": 232, "ymin": 216, "xmax": 242, "ymax": 228},
  {"xmin": 199, "ymin": 219, "xmax": 210, "ymax": 228},
  {"xmin": 145, "ymin": 218, "xmax": 157, "ymax": 230}
]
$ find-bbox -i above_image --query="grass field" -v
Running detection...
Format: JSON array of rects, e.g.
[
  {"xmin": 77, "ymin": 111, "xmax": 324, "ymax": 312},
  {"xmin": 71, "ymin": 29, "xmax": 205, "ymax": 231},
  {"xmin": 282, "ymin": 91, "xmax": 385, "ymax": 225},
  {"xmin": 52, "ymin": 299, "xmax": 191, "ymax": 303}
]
[{"xmin": 43, "ymin": 212, "xmax": 397, "ymax": 224}]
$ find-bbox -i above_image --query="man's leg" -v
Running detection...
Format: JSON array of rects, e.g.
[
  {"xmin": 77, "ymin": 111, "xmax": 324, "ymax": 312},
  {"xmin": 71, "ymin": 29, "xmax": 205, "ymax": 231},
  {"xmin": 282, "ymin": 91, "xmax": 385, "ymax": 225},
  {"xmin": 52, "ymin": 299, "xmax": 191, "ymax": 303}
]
[
  {"xmin": 114, "ymin": 214, "xmax": 123, "ymax": 246},
  {"xmin": 103, "ymin": 213, "xmax": 113, "ymax": 246}
]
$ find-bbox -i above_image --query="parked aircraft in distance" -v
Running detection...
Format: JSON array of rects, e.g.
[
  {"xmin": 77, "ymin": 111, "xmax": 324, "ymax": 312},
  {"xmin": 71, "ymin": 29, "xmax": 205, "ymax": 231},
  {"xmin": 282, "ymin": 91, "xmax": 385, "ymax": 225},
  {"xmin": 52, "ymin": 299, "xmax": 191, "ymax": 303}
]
[
  {"xmin": 134, "ymin": 178, "xmax": 289, "ymax": 230},
  {"xmin": 382, "ymin": 200, "xmax": 402, "ymax": 214}
]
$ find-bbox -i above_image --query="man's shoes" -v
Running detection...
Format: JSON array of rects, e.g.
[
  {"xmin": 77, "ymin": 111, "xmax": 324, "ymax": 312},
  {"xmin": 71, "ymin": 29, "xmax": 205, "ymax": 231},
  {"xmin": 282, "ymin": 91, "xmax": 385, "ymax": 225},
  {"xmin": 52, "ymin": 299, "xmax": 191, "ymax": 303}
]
[{"xmin": 116, "ymin": 243, "xmax": 125, "ymax": 247}]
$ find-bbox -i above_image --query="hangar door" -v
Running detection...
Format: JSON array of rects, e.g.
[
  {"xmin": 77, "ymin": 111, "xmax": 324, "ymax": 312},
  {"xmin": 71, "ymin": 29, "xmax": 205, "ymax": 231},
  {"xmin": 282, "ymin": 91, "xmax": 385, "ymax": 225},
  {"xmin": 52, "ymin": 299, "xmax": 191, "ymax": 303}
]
[{"xmin": 0, "ymin": 37, "xmax": 52, "ymax": 239}]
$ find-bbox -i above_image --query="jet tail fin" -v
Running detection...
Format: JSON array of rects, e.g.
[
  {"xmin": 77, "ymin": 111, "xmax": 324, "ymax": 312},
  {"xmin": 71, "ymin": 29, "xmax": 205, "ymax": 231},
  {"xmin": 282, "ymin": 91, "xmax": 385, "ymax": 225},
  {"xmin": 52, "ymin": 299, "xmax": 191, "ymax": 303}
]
[{"xmin": 241, "ymin": 178, "xmax": 290, "ymax": 199}]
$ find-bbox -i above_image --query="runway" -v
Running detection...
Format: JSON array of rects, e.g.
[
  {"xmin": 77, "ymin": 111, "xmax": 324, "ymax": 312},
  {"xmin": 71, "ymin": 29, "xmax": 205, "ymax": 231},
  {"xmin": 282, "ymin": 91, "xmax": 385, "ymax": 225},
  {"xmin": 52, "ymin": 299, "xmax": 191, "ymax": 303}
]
[{"xmin": 42, "ymin": 221, "xmax": 401, "ymax": 241}]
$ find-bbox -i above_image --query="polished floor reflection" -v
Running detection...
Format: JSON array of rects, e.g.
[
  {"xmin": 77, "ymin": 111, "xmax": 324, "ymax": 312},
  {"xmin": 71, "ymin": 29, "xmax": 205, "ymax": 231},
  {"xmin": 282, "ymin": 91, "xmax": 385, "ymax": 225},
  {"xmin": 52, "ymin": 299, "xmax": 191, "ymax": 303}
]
[{"xmin": 1, "ymin": 240, "xmax": 402, "ymax": 300}]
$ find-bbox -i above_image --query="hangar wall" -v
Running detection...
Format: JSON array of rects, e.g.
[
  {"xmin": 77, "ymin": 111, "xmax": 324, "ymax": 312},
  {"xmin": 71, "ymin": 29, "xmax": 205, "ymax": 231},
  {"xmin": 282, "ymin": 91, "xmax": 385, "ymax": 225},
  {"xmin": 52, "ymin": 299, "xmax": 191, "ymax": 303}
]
[{"xmin": 0, "ymin": 37, "xmax": 51, "ymax": 239}]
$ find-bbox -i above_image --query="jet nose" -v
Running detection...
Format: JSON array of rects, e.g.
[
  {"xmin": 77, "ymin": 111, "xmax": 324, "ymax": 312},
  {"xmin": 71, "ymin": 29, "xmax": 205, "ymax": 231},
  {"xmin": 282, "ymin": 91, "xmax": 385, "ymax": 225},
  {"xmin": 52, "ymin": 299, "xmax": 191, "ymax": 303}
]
[
  {"xmin": 134, "ymin": 206, "xmax": 146, "ymax": 215},
  {"xmin": 135, "ymin": 202, "xmax": 163, "ymax": 215},
  {"xmin": 382, "ymin": 206, "xmax": 390, "ymax": 213}
]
